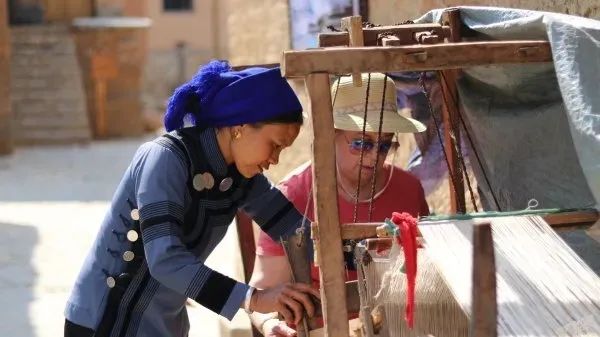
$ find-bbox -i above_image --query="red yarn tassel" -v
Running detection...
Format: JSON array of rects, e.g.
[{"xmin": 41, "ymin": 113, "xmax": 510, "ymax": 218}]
[{"xmin": 390, "ymin": 212, "xmax": 418, "ymax": 329}]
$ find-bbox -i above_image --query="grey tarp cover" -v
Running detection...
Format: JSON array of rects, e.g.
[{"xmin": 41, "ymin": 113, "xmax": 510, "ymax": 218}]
[{"xmin": 415, "ymin": 6, "xmax": 600, "ymax": 211}]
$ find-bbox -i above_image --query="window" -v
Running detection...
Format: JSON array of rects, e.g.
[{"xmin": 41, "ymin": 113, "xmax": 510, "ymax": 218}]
[{"xmin": 163, "ymin": 0, "xmax": 193, "ymax": 11}]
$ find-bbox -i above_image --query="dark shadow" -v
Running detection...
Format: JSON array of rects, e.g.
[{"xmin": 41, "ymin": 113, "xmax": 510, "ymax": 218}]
[{"xmin": 0, "ymin": 221, "xmax": 38, "ymax": 337}]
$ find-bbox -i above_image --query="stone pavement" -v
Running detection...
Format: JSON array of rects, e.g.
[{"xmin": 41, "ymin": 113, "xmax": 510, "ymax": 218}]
[{"xmin": 0, "ymin": 136, "xmax": 252, "ymax": 337}]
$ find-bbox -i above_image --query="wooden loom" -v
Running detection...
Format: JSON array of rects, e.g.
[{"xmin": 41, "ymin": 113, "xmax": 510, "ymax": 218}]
[{"xmin": 276, "ymin": 8, "xmax": 600, "ymax": 337}]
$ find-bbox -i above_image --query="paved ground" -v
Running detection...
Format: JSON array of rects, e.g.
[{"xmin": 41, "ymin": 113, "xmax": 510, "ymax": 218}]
[{"xmin": 0, "ymin": 131, "xmax": 306, "ymax": 337}]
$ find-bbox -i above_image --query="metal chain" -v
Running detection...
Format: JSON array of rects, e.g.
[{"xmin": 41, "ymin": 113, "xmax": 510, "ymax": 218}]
[
  {"xmin": 438, "ymin": 71, "xmax": 501, "ymax": 211},
  {"xmin": 367, "ymin": 74, "xmax": 388, "ymax": 222},
  {"xmin": 435, "ymin": 71, "xmax": 478, "ymax": 212},
  {"xmin": 353, "ymin": 73, "xmax": 372, "ymax": 223},
  {"xmin": 419, "ymin": 73, "xmax": 462, "ymax": 206}
]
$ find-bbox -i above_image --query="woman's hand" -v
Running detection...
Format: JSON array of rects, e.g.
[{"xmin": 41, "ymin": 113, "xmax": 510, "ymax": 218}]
[
  {"xmin": 262, "ymin": 319, "xmax": 297, "ymax": 337},
  {"xmin": 250, "ymin": 283, "xmax": 320, "ymax": 326}
]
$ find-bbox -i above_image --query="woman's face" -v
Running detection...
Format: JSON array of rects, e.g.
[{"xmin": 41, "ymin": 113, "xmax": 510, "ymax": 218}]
[
  {"xmin": 334, "ymin": 130, "xmax": 395, "ymax": 187},
  {"xmin": 231, "ymin": 123, "xmax": 301, "ymax": 178}
]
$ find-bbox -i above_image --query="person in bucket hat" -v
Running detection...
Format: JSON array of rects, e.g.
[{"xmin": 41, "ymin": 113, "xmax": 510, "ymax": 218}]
[{"xmin": 248, "ymin": 73, "xmax": 430, "ymax": 337}]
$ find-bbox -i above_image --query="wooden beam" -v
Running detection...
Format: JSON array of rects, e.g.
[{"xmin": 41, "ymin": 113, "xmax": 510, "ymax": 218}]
[
  {"xmin": 338, "ymin": 210, "xmax": 600, "ymax": 240},
  {"xmin": 440, "ymin": 8, "xmax": 466, "ymax": 214},
  {"xmin": 545, "ymin": 209, "xmax": 600, "ymax": 229},
  {"xmin": 281, "ymin": 41, "xmax": 552, "ymax": 77},
  {"xmin": 306, "ymin": 73, "xmax": 349, "ymax": 337},
  {"xmin": 235, "ymin": 211, "xmax": 256, "ymax": 283},
  {"xmin": 340, "ymin": 16, "xmax": 364, "ymax": 86},
  {"xmin": 313, "ymin": 280, "xmax": 361, "ymax": 316},
  {"xmin": 318, "ymin": 23, "xmax": 449, "ymax": 47},
  {"xmin": 470, "ymin": 221, "xmax": 498, "ymax": 337},
  {"xmin": 282, "ymin": 233, "xmax": 319, "ymax": 334}
]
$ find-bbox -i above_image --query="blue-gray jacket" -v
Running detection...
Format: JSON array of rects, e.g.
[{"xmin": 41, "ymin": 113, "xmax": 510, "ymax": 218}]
[{"xmin": 64, "ymin": 127, "xmax": 304, "ymax": 337}]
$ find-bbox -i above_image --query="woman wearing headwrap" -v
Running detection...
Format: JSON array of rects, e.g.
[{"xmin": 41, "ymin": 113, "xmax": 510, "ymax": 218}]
[{"xmin": 64, "ymin": 60, "xmax": 319, "ymax": 337}]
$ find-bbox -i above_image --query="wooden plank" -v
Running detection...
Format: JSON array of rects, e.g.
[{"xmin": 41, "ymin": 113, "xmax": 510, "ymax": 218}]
[
  {"xmin": 340, "ymin": 16, "xmax": 364, "ymax": 86},
  {"xmin": 440, "ymin": 8, "xmax": 466, "ymax": 214},
  {"xmin": 470, "ymin": 221, "xmax": 498, "ymax": 337},
  {"xmin": 281, "ymin": 41, "xmax": 552, "ymax": 77},
  {"xmin": 305, "ymin": 73, "xmax": 349, "ymax": 337},
  {"xmin": 545, "ymin": 209, "xmax": 599, "ymax": 228},
  {"xmin": 339, "ymin": 210, "xmax": 600, "ymax": 240},
  {"xmin": 235, "ymin": 211, "xmax": 256, "ymax": 283},
  {"xmin": 282, "ymin": 232, "xmax": 318, "ymax": 334},
  {"xmin": 318, "ymin": 23, "xmax": 448, "ymax": 47},
  {"xmin": 313, "ymin": 280, "xmax": 361, "ymax": 316}
]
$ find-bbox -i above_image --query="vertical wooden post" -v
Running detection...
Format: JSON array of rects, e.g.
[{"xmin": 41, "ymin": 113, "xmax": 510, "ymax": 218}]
[
  {"xmin": 0, "ymin": 0, "xmax": 13, "ymax": 155},
  {"xmin": 440, "ymin": 8, "xmax": 466, "ymax": 213},
  {"xmin": 235, "ymin": 211, "xmax": 256, "ymax": 283},
  {"xmin": 283, "ymin": 234, "xmax": 318, "ymax": 336},
  {"xmin": 340, "ymin": 16, "xmax": 364, "ymax": 87},
  {"xmin": 471, "ymin": 222, "xmax": 497, "ymax": 337},
  {"xmin": 305, "ymin": 73, "xmax": 349, "ymax": 337}
]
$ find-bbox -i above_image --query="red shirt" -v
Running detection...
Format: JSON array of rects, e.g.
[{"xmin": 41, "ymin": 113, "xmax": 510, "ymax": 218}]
[{"xmin": 256, "ymin": 162, "xmax": 429, "ymax": 287}]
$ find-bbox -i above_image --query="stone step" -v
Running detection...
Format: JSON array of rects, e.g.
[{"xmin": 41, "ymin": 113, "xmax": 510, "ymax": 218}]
[
  {"xmin": 10, "ymin": 68, "xmax": 83, "ymax": 82},
  {"xmin": 15, "ymin": 127, "xmax": 91, "ymax": 145}
]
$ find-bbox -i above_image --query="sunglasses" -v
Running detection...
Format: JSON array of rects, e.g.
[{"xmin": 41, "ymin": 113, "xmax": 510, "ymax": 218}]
[{"xmin": 345, "ymin": 136, "xmax": 395, "ymax": 155}]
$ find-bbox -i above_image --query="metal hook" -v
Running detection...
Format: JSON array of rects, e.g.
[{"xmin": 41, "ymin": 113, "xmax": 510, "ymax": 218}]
[{"xmin": 526, "ymin": 198, "xmax": 539, "ymax": 210}]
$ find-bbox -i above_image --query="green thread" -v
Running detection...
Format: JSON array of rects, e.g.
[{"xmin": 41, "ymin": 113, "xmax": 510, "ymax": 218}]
[{"xmin": 419, "ymin": 207, "xmax": 597, "ymax": 222}]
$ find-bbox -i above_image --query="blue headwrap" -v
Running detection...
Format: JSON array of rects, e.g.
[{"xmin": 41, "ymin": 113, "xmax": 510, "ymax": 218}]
[{"xmin": 164, "ymin": 60, "xmax": 303, "ymax": 131}]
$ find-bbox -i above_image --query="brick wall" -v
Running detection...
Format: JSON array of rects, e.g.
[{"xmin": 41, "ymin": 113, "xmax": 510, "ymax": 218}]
[
  {"xmin": 10, "ymin": 25, "xmax": 91, "ymax": 145},
  {"xmin": 369, "ymin": 0, "xmax": 599, "ymax": 24},
  {"xmin": 0, "ymin": 0, "xmax": 12, "ymax": 154}
]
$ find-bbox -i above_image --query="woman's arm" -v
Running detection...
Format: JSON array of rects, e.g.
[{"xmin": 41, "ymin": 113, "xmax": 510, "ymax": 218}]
[
  {"xmin": 133, "ymin": 141, "xmax": 248, "ymax": 320},
  {"xmin": 248, "ymin": 254, "xmax": 293, "ymax": 335}
]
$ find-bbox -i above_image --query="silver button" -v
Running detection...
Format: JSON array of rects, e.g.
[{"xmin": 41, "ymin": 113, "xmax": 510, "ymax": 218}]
[
  {"xmin": 219, "ymin": 177, "xmax": 233, "ymax": 192},
  {"xmin": 106, "ymin": 276, "xmax": 116, "ymax": 288},
  {"xmin": 193, "ymin": 174, "xmax": 205, "ymax": 191},
  {"xmin": 202, "ymin": 172, "xmax": 215, "ymax": 190},
  {"xmin": 126, "ymin": 230, "xmax": 139, "ymax": 242},
  {"xmin": 130, "ymin": 209, "xmax": 140, "ymax": 221},
  {"xmin": 123, "ymin": 251, "xmax": 135, "ymax": 262}
]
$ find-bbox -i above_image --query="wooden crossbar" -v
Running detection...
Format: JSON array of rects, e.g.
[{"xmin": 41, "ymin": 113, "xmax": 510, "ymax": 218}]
[
  {"xmin": 318, "ymin": 23, "xmax": 450, "ymax": 47},
  {"xmin": 337, "ymin": 210, "xmax": 600, "ymax": 241},
  {"xmin": 281, "ymin": 41, "xmax": 552, "ymax": 77}
]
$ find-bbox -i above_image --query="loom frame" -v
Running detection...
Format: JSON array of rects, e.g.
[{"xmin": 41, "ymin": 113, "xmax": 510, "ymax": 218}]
[{"xmin": 277, "ymin": 7, "xmax": 599, "ymax": 337}]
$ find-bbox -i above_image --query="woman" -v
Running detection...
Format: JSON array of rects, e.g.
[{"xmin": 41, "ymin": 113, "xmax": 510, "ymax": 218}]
[
  {"xmin": 64, "ymin": 60, "xmax": 320, "ymax": 337},
  {"xmin": 249, "ymin": 73, "xmax": 430, "ymax": 337}
]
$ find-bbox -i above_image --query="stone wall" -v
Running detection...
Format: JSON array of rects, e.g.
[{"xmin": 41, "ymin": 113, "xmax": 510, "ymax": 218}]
[
  {"xmin": 369, "ymin": 0, "xmax": 599, "ymax": 24},
  {"xmin": 143, "ymin": 48, "xmax": 214, "ymax": 115},
  {"xmin": 10, "ymin": 24, "xmax": 91, "ymax": 145},
  {"xmin": 225, "ymin": 0, "xmax": 291, "ymax": 66}
]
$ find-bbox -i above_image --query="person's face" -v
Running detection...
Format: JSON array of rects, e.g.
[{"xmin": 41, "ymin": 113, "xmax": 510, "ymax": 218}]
[
  {"xmin": 231, "ymin": 123, "xmax": 301, "ymax": 178},
  {"xmin": 334, "ymin": 130, "xmax": 396, "ymax": 186}
]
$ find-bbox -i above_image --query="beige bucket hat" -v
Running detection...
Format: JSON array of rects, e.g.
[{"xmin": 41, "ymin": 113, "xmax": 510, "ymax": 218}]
[{"xmin": 331, "ymin": 73, "xmax": 426, "ymax": 133}]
